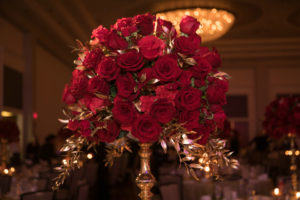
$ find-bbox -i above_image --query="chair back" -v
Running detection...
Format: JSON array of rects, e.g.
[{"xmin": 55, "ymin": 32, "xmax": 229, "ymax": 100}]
[{"xmin": 21, "ymin": 191, "xmax": 54, "ymax": 200}]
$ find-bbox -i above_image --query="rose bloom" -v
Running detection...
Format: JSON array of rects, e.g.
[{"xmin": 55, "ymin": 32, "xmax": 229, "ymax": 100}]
[
  {"xmin": 150, "ymin": 98, "xmax": 176, "ymax": 123},
  {"xmin": 188, "ymin": 123, "xmax": 211, "ymax": 145},
  {"xmin": 116, "ymin": 73, "xmax": 136, "ymax": 98},
  {"xmin": 180, "ymin": 15, "xmax": 200, "ymax": 35},
  {"xmin": 83, "ymin": 48, "xmax": 103, "ymax": 69},
  {"xmin": 96, "ymin": 57, "xmax": 120, "ymax": 81},
  {"xmin": 87, "ymin": 76, "xmax": 110, "ymax": 95},
  {"xmin": 156, "ymin": 18, "xmax": 177, "ymax": 39},
  {"xmin": 198, "ymin": 47, "xmax": 222, "ymax": 69},
  {"xmin": 175, "ymin": 87, "xmax": 202, "ymax": 111},
  {"xmin": 138, "ymin": 35, "xmax": 165, "ymax": 60},
  {"xmin": 179, "ymin": 110, "xmax": 200, "ymax": 130},
  {"xmin": 78, "ymin": 120, "xmax": 91, "ymax": 137},
  {"xmin": 62, "ymin": 84, "xmax": 76, "ymax": 104},
  {"xmin": 207, "ymin": 78, "xmax": 228, "ymax": 105},
  {"xmin": 91, "ymin": 25, "xmax": 109, "ymax": 43},
  {"xmin": 112, "ymin": 99, "xmax": 137, "ymax": 126},
  {"xmin": 132, "ymin": 114, "xmax": 162, "ymax": 143},
  {"xmin": 174, "ymin": 35, "xmax": 201, "ymax": 56},
  {"xmin": 138, "ymin": 67, "xmax": 153, "ymax": 83},
  {"xmin": 67, "ymin": 120, "xmax": 80, "ymax": 131},
  {"xmin": 107, "ymin": 30, "xmax": 128, "ymax": 50},
  {"xmin": 153, "ymin": 54, "xmax": 182, "ymax": 82},
  {"xmin": 69, "ymin": 72, "xmax": 89, "ymax": 99},
  {"xmin": 134, "ymin": 13, "xmax": 155, "ymax": 35},
  {"xmin": 117, "ymin": 50, "xmax": 144, "ymax": 71},
  {"xmin": 79, "ymin": 94, "xmax": 109, "ymax": 113},
  {"xmin": 191, "ymin": 56, "xmax": 212, "ymax": 79},
  {"xmin": 114, "ymin": 17, "xmax": 137, "ymax": 37},
  {"xmin": 95, "ymin": 120, "xmax": 120, "ymax": 143}
]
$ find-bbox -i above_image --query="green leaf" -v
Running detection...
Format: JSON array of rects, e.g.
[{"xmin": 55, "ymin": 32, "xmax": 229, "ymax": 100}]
[
  {"xmin": 118, "ymin": 130, "xmax": 128, "ymax": 138},
  {"xmin": 191, "ymin": 77, "xmax": 195, "ymax": 87},
  {"xmin": 110, "ymin": 85, "xmax": 117, "ymax": 98}
]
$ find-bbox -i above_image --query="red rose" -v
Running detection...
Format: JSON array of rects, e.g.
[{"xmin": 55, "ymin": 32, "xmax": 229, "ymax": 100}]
[
  {"xmin": 138, "ymin": 35, "xmax": 165, "ymax": 60},
  {"xmin": 91, "ymin": 25, "xmax": 109, "ymax": 43},
  {"xmin": 95, "ymin": 120, "xmax": 120, "ymax": 143},
  {"xmin": 96, "ymin": 57, "xmax": 120, "ymax": 81},
  {"xmin": 138, "ymin": 68, "xmax": 153, "ymax": 83},
  {"xmin": 174, "ymin": 35, "xmax": 201, "ymax": 56},
  {"xmin": 87, "ymin": 76, "xmax": 110, "ymax": 95},
  {"xmin": 179, "ymin": 110, "xmax": 200, "ymax": 130},
  {"xmin": 62, "ymin": 84, "xmax": 76, "ymax": 104},
  {"xmin": 88, "ymin": 97, "xmax": 109, "ymax": 113},
  {"xmin": 116, "ymin": 73, "xmax": 136, "ymax": 98},
  {"xmin": 153, "ymin": 55, "xmax": 182, "ymax": 82},
  {"xmin": 188, "ymin": 123, "xmax": 211, "ymax": 145},
  {"xmin": 83, "ymin": 48, "xmax": 103, "ymax": 69},
  {"xmin": 132, "ymin": 114, "xmax": 162, "ymax": 143},
  {"xmin": 194, "ymin": 77, "xmax": 205, "ymax": 88},
  {"xmin": 155, "ymin": 85, "xmax": 178, "ymax": 102},
  {"xmin": 78, "ymin": 120, "xmax": 91, "ymax": 137},
  {"xmin": 150, "ymin": 98, "xmax": 176, "ymax": 123},
  {"xmin": 180, "ymin": 16, "xmax": 200, "ymax": 35},
  {"xmin": 178, "ymin": 71, "xmax": 192, "ymax": 88},
  {"xmin": 156, "ymin": 18, "xmax": 177, "ymax": 39},
  {"xmin": 175, "ymin": 87, "xmax": 202, "ymax": 111},
  {"xmin": 67, "ymin": 120, "xmax": 80, "ymax": 131},
  {"xmin": 213, "ymin": 108, "xmax": 227, "ymax": 129},
  {"xmin": 117, "ymin": 50, "xmax": 144, "ymax": 71},
  {"xmin": 205, "ymin": 48, "xmax": 222, "ymax": 68},
  {"xmin": 191, "ymin": 56, "xmax": 212, "ymax": 78},
  {"xmin": 112, "ymin": 99, "xmax": 137, "ymax": 126},
  {"xmin": 134, "ymin": 13, "xmax": 155, "ymax": 35},
  {"xmin": 114, "ymin": 17, "xmax": 137, "ymax": 37},
  {"xmin": 69, "ymin": 72, "xmax": 89, "ymax": 99},
  {"xmin": 107, "ymin": 30, "xmax": 128, "ymax": 50},
  {"xmin": 207, "ymin": 78, "xmax": 228, "ymax": 105}
]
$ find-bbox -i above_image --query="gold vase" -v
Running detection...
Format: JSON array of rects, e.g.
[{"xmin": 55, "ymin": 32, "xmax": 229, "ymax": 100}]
[
  {"xmin": 288, "ymin": 133, "xmax": 298, "ymax": 198},
  {"xmin": 136, "ymin": 143, "xmax": 156, "ymax": 200}
]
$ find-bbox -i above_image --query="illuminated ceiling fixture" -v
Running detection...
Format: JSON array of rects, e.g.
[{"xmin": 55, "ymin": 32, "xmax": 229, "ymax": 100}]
[
  {"xmin": 1, "ymin": 111, "xmax": 13, "ymax": 117},
  {"xmin": 156, "ymin": 8, "xmax": 235, "ymax": 42}
]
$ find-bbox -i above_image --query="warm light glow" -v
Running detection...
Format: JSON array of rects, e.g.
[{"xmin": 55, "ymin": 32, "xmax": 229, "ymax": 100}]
[
  {"xmin": 1, "ymin": 111, "xmax": 13, "ymax": 117},
  {"xmin": 62, "ymin": 159, "xmax": 68, "ymax": 166},
  {"xmin": 156, "ymin": 8, "xmax": 235, "ymax": 42},
  {"xmin": 3, "ymin": 169, "xmax": 9, "ymax": 174},
  {"xmin": 204, "ymin": 166, "xmax": 210, "ymax": 172},
  {"xmin": 87, "ymin": 153, "xmax": 93, "ymax": 160},
  {"xmin": 296, "ymin": 191, "xmax": 300, "ymax": 199},
  {"xmin": 273, "ymin": 188, "xmax": 280, "ymax": 196},
  {"xmin": 9, "ymin": 167, "xmax": 15, "ymax": 173},
  {"xmin": 296, "ymin": 150, "xmax": 300, "ymax": 156}
]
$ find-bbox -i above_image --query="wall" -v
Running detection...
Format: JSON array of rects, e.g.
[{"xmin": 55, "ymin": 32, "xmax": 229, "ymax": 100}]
[{"xmin": 35, "ymin": 46, "xmax": 72, "ymax": 144}]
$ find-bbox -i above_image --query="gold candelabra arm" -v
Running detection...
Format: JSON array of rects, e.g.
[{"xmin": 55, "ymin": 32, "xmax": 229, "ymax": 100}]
[
  {"xmin": 136, "ymin": 143, "xmax": 156, "ymax": 200},
  {"xmin": 288, "ymin": 133, "xmax": 298, "ymax": 198}
]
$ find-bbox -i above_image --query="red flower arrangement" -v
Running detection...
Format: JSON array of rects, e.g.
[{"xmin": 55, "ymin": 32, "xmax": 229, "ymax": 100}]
[
  {"xmin": 0, "ymin": 120, "xmax": 19, "ymax": 143},
  {"xmin": 263, "ymin": 96, "xmax": 300, "ymax": 138},
  {"xmin": 56, "ymin": 13, "xmax": 238, "ymax": 189}
]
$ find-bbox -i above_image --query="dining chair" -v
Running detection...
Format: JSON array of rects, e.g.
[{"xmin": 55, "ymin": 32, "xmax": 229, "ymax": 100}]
[{"xmin": 20, "ymin": 190, "xmax": 54, "ymax": 200}]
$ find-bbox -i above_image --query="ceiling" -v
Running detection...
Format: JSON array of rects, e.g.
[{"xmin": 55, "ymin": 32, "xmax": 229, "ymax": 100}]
[{"xmin": 1, "ymin": 0, "xmax": 300, "ymax": 66}]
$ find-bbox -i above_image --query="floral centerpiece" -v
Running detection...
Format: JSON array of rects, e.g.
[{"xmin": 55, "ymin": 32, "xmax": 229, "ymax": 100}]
[
  {"xmin": 263, "ymin": 96, "xmax": 300, "ymax": 138},
  {"xmin": 55, "ymin": 13, "xmax": 238, "ymax": 197}
]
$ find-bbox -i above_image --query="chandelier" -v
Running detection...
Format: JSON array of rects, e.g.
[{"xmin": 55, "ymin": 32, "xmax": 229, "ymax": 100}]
[{"xmin": 156, "ymin": 8, "xmax": 235, "ymax": 42}]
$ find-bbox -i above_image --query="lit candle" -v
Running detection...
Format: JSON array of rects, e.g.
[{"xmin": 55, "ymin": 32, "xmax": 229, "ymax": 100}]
[
  {"xmin": 87, "ymin": 153, "xmax": 93, "ymax": 160},
  {"xmin": 273, "ymin": 188, "xmax": 280, "ymax": 197}
]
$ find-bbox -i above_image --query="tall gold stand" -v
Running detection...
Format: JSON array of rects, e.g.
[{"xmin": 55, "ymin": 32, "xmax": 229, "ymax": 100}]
[
  {"xmin": 289, "ymin": 133, "xmax": 298, "ymax": 199},
  {"xmin": 136, "ymin": 143, "xmax": 156, "ymax": 200},
  {"xmin": 0, "ymin": 139, "xmax": 8, "ymax": 170}
]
